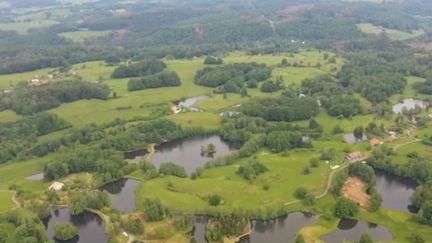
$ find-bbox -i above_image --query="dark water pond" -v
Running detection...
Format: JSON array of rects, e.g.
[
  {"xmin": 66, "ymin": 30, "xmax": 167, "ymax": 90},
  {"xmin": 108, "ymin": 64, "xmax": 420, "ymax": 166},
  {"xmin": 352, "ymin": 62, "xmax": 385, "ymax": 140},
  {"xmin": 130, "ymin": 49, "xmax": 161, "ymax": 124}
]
[
  {"xmin": 375, "ymin": 170, "xmax": 418, "ymax": 213},
  {"xmin": 321, "ymin": 219, "xmax": 392, "ymax": 243},
  {"xmin": 25, "ymin": 172, "xmax": 44, "ymax": 180},
  {"xmin": 238, "ymin": 212, "xmax": 317, "ymax": 243},
  {"xmin": 392, "ymin": 98, "xmax": 426, "ymax": 114},
  {"xmin": 124, "ymin": 148, "xmax": 148, "ymax": 160},
  {"xmin": 44, "ymin": 208, "xmax": 109, "ymax": 243},
  {"xmin": 343, "ymin": 133, "xmax": 367, "ymax": 144},
  {"xmin": 150, "ymin": 135, "xmax": 238, "ymax": 175},
  {"xmin": 101, "ymin": 178, "xmax": 140, "ymax": 213}
]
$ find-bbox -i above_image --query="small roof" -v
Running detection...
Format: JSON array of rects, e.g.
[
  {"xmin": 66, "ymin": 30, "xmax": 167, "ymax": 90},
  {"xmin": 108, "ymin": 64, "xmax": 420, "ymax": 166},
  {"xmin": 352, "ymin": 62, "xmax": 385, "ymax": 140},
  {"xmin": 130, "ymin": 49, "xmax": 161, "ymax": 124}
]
[{"xmin": 49, "ymin": 181, "xmax": 64, "ymax": 191}]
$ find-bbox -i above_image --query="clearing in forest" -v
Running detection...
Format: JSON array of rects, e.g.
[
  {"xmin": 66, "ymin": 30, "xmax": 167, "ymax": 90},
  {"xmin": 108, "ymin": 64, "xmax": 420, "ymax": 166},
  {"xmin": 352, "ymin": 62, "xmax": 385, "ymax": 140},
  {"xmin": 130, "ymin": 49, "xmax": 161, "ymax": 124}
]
[{"xmin": 341, "ymin": 177, "xmax": 371, "ymax": 209}]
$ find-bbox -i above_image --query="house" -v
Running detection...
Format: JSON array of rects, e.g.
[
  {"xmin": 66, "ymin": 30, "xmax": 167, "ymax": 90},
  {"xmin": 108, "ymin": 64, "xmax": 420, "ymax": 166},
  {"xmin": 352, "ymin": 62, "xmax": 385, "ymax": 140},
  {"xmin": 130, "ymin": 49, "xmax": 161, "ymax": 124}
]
[
  {"xmin": 49, "ymin": 181, "xmax": 64, "ymax": 191},
  {"xmin": 28, "ymin": 75, "xmax": 49, "ymax": 86},
  {"xmin": 346, "ymin": 151, "xmax": 366, "ymax": 162},
  {"xmin": 369, "ymin": 138, "xmax": 383, "ymax": 146}
]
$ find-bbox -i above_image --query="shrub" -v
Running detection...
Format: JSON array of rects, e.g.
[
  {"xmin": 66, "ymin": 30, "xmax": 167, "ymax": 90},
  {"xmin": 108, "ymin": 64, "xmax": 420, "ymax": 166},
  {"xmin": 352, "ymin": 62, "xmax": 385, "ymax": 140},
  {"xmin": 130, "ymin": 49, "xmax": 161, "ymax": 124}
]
[
  {"xmin": 54, "ymin": 223, "xmax": 78, "ymax": 241},
  {"xmin": 159, "ymin": 162, "xmax": 187, "ymax": 178},
  {"xmin": 334, "ymin": 197, "xmax": 359, "ymax": 218},
  {"xmin": 209, "ymin": 194, "xmax": 223, "ymax": 206}
]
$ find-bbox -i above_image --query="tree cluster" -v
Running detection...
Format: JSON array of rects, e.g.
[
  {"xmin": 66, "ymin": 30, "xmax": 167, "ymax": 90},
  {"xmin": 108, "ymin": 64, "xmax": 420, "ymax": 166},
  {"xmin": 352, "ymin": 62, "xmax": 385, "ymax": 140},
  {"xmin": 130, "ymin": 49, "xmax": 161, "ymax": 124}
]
[{"xmin": 127, "ymin": 71, "xmax": 181, "ymax": 91}]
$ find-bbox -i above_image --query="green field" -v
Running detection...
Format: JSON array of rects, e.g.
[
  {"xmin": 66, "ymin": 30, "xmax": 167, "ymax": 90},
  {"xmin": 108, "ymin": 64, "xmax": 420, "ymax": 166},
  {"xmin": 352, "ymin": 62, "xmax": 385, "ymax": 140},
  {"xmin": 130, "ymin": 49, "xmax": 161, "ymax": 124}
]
[
  {"xmin": 0, "ymin": 191, "xmax": 14, "ymax": 213},
  {"xmin": 357, "ymin": 23, "xmax": 424, "ymax": 41},
  {"xmin": 0, "ymin": 20, "xmax": 59, "ymax": 34},
  {"xmin": 0, "ymin": 110, "xmax": 21, "ymax": 123},
  {"xmin": 59, "ymin": 30, "xmax": 111, "ymax": 42},
  {"xmin": 0, "ymin": 157, "xmax": 49, "ymax": 192},
  {"xmin": 135, "ymin": 150, "xmax": 331, "ymax": 214}
]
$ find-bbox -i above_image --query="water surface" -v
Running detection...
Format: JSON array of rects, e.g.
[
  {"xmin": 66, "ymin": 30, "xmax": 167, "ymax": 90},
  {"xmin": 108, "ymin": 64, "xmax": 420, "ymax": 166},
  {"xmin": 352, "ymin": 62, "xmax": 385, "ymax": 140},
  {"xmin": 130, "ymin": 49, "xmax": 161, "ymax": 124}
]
[
  {"xmin": 392, "ymin": 99, "xmax": 426, "ymax": 114},
  {"xmin": 44, "ymin": 208, "xmax": 108, "ymax": 243},
  {"xmin": 150, "ymin": 135, "xmax": 238, "ymax": 175},
  {"xmin": 178, "ymin": 95, "xmax": 209, "ymax": 112},
  {"xmin": 25, "ymin": 172, "xmax": 44, "ymax": 181},
  {"xmin": 101, "ymin": 178, "xmax": 140, "ymax": 212},
  {"xmin": 238, "ymin": 212, "xmax": 316, "ymax": 243},
  {"xmin": 375, "ymin": 170, "xmax": 418, "ymax": 212},
  {"xmin": 343, "ymin": 133, "xmax": 367, "ymax": 144},
  {"xmin": 191, "ymin": 216, "xmax": 208, "ymax": 243},
  {"xmin": 321, "ymin": 219, "xmax": 392, "ymax": 243}
]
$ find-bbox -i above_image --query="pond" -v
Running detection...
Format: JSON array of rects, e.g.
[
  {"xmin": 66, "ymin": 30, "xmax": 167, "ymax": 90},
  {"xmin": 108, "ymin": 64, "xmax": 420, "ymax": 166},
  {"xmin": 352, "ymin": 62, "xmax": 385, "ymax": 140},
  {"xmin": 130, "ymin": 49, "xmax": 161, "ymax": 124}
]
[
  {"xmin": 375, "ymin": 170, "xmax": 418, "ymax": 213},
  {"xmin": 392, "ymin": 98, "xmax": 427, "ymax": 114},
  {"xmin": 190, "ymin": 216, "xmax": 208, "ymax": 243},
  {"xmin": 237, "ymin": 212, "xmax": 317, "ymax": 243},
  {"xmin": 150, "ymin": 135, "xmax": 239, "ymax": 175},
  {"xmin": 101, "ymin": 178, "xmax": 141, "ymax": 213},
  {"xmin": 321, "ymin": 219, "xmax": 392, "ymax": 243},
  {"xmin": 25, "ymin": 172, "xmax": 44, "ymax": 181},
  {"xmin": 178, "ymin": 95, "xmax": 209, "ymax": 112},
  {"xmin": 343, "ymin": 133, "xmax": 367, "ymax": 144},
  {"xmin": 44, "ymin": 208, "xmax": 109, "ymax": 243}
]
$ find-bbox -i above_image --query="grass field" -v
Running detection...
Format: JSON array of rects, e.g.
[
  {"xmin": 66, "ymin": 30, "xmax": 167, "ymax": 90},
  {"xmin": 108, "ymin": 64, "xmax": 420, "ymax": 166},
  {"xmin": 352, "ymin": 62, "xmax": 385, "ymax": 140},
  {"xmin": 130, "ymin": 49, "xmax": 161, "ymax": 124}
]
[
  {"xmin": 0, "ymin": 157, "xmax": 49, "ymax": 192},
  {"xmin": 0, "ymin": 110, "xmax": 21, "ymax": 123},
  {"xmin": 0, "ymin": 191, "xmax": 15, "ymax": 213},
  {"xmin": 59, "ymin": 30, "xmax": 111, "ymax": 42},
  {"xmin": 0, "ymin": 20, "xmax": 59, "ymax": 34},
  {"xmin": 357, "ymin": 23, "xmax": 424, "ymax": 41},
  {"xmin": 0, "ymin": 51, "xmax": 343, "ymax": 127},
  {"xmin": 135, "ymin": 150, "xmax": 330, "ymax": 214}
]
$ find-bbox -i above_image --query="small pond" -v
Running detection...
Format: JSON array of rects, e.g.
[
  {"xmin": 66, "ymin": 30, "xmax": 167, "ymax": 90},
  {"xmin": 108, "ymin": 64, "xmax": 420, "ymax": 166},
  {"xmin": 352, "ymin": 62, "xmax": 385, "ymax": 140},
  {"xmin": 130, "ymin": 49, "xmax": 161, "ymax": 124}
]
[
  {"xmin": 150, "ymin": 135, "xmax": 239, "ymax": 175},
  {"xmin": 344, "ymin": 133, "xmax": 367, "ymax": 144},
  {"xmin": 237, "ymin": 212, "xmax": 317, "ymax": 243},
  {"xmin": 178, "ymin": 95, "xmax": 209, "ymax": 112},
  {"xmin": 101, "ymin": 178, "xmax": 141, "ymax": 213},
  {"xmin": 44, "ymin": 208, "xmax": 109, "ymax": 243},
  {"xmin": 375, "ymin": 170, "xmax": 418, "ymax": 213},
  {"xmin": 321, "ymin": 219, "xmax": 392, "ymax": 243},
  {"xmin": 191, "ymin": 216, "xmax": 208, "ymax": 243},
  {"xmin": 392, "ymin": 98, "xmax": 427, "ymax": 114},
  {"xmin": 25, "ymin": 172, "xmax": 44, "ymax": 181}
]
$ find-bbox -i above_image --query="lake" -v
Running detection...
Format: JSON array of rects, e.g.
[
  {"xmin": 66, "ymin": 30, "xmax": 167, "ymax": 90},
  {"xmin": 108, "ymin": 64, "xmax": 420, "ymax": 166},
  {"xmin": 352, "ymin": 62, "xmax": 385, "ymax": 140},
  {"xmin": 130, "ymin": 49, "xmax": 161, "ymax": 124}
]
[
  {"xmin": 375, "ymin": 170, "xmax": 418, "ymax": 212},
  {"xmin": 150, "ymin": 135, "xmax": 238, "ymax": 175},
  {"xmin": 238, "ymin": 212, "xmax": 317, "ymax": 243},
  {"xmin": 321, "ymin": 219, "xmax": 392, "ymax": 243},
  {"xmin": 44, "ymin": 208, "xmax": 109, "ymax": 243},
  {"xmin": 392, "ymin": 98, "xmax": 427, "ymax": 114},
  {"xmin": 101, "ymin": 178, "xmax": 141, "ymax": 213}
]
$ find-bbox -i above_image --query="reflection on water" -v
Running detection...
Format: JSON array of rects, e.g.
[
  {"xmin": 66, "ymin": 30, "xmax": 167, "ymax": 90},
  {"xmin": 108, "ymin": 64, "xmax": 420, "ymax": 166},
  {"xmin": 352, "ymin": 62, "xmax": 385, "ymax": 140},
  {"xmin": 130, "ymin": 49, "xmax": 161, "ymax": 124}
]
[
  {"xmin": 44, "ymin": 208, "xmax": 108, "ymax": 243},
  {"xmin": 237, "ymin": 212, "xmax": 316, "ymax": 243},
  {"xmin": 321, "ymin": 219, "xmax": 392, "ymax": 243},
  {"xmin": 150, "ymin": 135, "xmax": 239, "ymax": 175},
  {"xmin": 392, "ymin": 99, "xmax": 426, "ymax": 114},
  {"xmin": 375, "ymin": 170, "xmax": 418, "ymax": 212},
  {"xmin": 101, "ymin": 178, "xmax": 140, "ymax": 213}
]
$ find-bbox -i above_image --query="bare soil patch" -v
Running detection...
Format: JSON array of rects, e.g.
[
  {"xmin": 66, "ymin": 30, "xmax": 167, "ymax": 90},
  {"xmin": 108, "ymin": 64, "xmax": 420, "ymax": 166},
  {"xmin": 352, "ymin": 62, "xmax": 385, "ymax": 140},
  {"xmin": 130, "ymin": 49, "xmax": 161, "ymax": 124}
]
[
  {"xmin": 341, "ymin": 177, "xmax": 371, "ymax": 209},
  {"xmin": 277, "ymin": 4, "xmax": 315, "ymax": 16}
]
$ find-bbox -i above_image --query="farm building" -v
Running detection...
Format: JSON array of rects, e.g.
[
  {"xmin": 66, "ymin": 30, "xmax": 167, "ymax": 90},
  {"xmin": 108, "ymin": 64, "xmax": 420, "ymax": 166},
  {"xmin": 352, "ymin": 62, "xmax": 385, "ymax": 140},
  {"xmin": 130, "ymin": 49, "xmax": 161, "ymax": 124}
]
[
  {"xmin": 369, "ymin": 138, "xmax": 383, "ymax": 146},
  {"xmin": 346, "ymin": 151, "xmax": 366, "ymax": 162}
]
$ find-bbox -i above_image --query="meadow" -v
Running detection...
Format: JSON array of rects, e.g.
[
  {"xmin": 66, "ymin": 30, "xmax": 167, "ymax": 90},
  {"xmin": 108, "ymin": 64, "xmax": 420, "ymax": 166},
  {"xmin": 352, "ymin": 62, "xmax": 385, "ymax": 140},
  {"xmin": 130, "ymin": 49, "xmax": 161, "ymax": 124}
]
[
  {"xmin": 0, "ymin": 20, "xmax": 59, "ymax": 34},
  {"xmin": 58, "ymin": 30, "xmax": 112, "ymax": 42},
  {"xmin": 135, "ymin": 150, "xmax": 332, "ymax": 214},
  {"xmin": 357, "ymin": 23, "xmax": 425, "ymax": 41}
]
